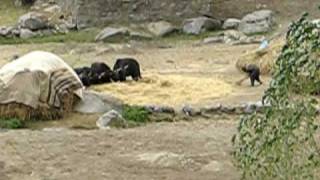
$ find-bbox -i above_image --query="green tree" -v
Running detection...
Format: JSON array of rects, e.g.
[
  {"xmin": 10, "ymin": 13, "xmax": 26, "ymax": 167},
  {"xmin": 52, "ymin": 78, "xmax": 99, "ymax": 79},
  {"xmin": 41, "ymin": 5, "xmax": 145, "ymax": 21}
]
[{"xmin": 232, "ymin": 12, "xmax": 320, "ymax": 179}]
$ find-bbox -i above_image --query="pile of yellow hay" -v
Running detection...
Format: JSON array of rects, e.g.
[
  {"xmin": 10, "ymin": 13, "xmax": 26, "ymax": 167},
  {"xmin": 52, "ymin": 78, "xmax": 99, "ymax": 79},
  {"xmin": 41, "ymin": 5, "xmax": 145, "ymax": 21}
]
[
  {"xmin": 236, "ymin": 37, "xmax": 285, "ymax": 75},
  {"xmin": 92, "ymin": 74, "xmax": 233, "ymax": 106}
]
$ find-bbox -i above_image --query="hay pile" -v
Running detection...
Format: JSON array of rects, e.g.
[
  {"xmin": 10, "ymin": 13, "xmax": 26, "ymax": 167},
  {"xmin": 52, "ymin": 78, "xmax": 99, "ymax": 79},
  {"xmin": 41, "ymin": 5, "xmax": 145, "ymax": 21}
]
[
  {"xmin": 92, "ymin": 74, "xmax": 233, "ymax": 106},
  {"xmin": 236, "ymin": 37, "xmax": 285, "ymax": 75},
  {"xmin": 0, "ymin": 93, "xmax": 80, "ymax": 121}
]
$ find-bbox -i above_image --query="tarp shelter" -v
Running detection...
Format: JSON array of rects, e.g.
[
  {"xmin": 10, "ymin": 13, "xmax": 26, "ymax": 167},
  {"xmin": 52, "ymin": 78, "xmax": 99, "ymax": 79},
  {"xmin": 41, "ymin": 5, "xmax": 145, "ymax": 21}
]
[{"xmin": 0, "ymin": 51, "xmax": 84, "ymax": 120}]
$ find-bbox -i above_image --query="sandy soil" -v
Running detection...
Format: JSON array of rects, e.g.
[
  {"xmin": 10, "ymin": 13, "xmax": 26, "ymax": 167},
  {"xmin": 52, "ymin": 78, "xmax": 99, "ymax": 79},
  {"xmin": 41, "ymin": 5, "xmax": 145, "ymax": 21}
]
[{"xmin": 0, "ymin": 120, "xmax": 239, "ymax": 180}]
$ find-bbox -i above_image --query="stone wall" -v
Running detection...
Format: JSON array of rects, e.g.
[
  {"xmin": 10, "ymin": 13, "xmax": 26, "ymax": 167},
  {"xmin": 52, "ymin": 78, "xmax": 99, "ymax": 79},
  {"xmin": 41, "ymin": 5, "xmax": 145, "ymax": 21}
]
[
  {"xmin": 37, "ymin": 0, "xmax": 214, "ymax": 29},
  {"xmin": 35, "ymin": 0, "xmax": 320, "ymax": 29}
]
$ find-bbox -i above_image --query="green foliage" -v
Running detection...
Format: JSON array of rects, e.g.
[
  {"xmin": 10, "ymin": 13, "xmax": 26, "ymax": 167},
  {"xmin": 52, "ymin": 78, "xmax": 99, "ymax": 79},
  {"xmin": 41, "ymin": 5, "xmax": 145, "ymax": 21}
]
[
  {"xmin": 232, "ymin": 12, "xmax": 320, "ymax": 179},
  {"xmin": 0, "ymin": 118, "xmax": 25, "ymax": 129},
  {"xmin": 122, "ymin": 105, "xmax": 150, "ymax": 124}
]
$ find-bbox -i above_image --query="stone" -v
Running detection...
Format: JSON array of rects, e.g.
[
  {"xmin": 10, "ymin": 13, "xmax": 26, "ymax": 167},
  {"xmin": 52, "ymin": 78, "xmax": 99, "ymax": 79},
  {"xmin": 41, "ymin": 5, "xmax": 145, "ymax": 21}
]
[
  {"xmin": 160, "ymin": 106, "xmax": 175, "ymax": 114},
  {"xmin": 203, "ymin": 36, "xmax": 224, "ymax": 44},
  {"xmin": 18, "ymin": 12, "xmax": 49, "ymax": 31},
  {"xmin": 144, "ymin": 105, "xmax": 175, "ymax": 114},
  {"xmin": 95, "ymin": 27, "xmax": 129, "ymax": 42},
  {"xmin": 129, "ymin": 31, "xmax": 153, "ymax": 40},
  {"xmin": 147, "ymin": 21, "xmax": 177, "ymax": 37},
  {"xmin": 0, "ymin": 26, "xmax": 13, "ymax": 37},
  {"xmin": 182, "ymin": 105, "xmax": 201, "ymax": 116},
  {"xmin": 96, "ymin": 110, "xmax": 127, "ymax": 129},
  {"xmin": 255, "ymin": 101, "xmax": 265, "ymax": 112},
  {"xmin": 20, "ymin": 29, "xmax": 37, "ymax": 39},
  {"xmin": 74, "ymin": 90, "xmax": 123, "ymax": 114},
  {"xmin": 223, "ymin": 18, "xmax": 241, "ymax": 30},
  {"xmin": 201, "ymin": 104, "xmax": 222, "ymax": 113},
  {"xmin": 11, "ymin": 27, "xmax": 21, "ymax": 37},
  {"xmin": 55, "ymin": 23, "xmax": 69, "ymax": 34},
  {"xmin": 182, "ymin": 17, "xmax": 221, "ymax": 35},
  {"xmin": 238, "ymin": 10, "xmax": 275, "ymax": 35},
  {"xmin": 235, "ymin": 104, "xmax": 247, "ymax": 114},
  {"xmin": 58, "ymin": 19, "xmax": 77, "ymax": 31},
  {"xmin": 220, "ymin": 105, "xmax": 236, "ymax": 114},
  {"xmin": 244, "ymin": 102, "xmax": 257, "ymax": 114}
]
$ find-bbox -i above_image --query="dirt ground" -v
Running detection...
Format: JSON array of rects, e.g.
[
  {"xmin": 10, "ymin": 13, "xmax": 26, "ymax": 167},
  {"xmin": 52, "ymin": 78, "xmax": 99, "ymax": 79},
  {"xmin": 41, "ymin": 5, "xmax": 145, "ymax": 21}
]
[
  {"xmin": 0, "ymin": 120, "xmax": 239, "ymax": 180},
  {"xmin": 0, "ymin": 40, "xmax": 271, "ymax": 179}
]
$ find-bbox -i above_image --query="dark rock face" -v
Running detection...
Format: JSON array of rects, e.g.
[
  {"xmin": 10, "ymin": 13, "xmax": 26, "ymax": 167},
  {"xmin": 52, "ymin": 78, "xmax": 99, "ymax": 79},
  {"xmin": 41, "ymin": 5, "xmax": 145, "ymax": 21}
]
[{"xmin": 36, "ymin": 0, "xmax": 215, "ymax": 29}]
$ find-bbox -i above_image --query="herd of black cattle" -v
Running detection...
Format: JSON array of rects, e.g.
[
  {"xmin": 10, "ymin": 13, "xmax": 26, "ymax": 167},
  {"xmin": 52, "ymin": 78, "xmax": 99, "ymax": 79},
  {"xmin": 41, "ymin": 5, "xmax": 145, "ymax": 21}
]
[
  {"xmin": 74, "ymin": 58, "xmax": 142, "ymax": 87},
  {"xmin": 73, "ymin": 57, "xmax": 263, "ymax": 87}
]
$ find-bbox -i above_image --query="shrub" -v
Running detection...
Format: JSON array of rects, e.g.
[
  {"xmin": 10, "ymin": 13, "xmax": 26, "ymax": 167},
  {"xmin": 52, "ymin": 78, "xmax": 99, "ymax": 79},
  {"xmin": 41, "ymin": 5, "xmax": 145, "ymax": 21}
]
[
  {"xmin": 232, "ymin": 11, "xmax": 320, "ymax": 179},
  {"xmin": 122, "ymin": 105, "xmax": 150, "ymax": 124},
  {"xmin": 0, "ymin": 118, "xmax": 25, "ymax": 129}
]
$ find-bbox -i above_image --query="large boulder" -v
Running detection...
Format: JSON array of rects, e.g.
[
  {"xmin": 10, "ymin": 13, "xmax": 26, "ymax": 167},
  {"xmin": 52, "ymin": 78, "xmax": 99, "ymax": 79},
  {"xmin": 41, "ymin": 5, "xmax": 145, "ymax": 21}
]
[
  {"xmin": 18, "ymin": 12, "xmax": 49, "ymax": 31},
  {"xmin": 222, "ymin": 18, "xmax": 241, "ymax": 30},
  {"xmin": 182, "ymin": 17, "xmax": 221, "ymax": 35},
  {"xmin": 238, "ymin": 10, "xmax": 275, "ymax": 35},
  {"xmin": 96, "ymin": 110, "xmax": 127, "ymax": 129},
  {"xmin": 95, "ymin": 27, "xmax": 129, "ymax": 42},
  {"xmin": 147, "ymin": 21, "xmax": 177, "ymax": 37},
  {"xmin": 20, "ymin": 29, "xmax": 37, "ymax": 39},
  {"xmin": 74, "ymin": 90, "xmax": 123, "ymax": 114}
]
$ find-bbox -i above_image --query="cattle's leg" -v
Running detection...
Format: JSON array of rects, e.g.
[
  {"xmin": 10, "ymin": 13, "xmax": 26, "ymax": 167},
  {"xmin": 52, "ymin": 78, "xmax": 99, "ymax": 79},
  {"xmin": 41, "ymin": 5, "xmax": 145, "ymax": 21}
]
[
  {"xmin": 132, "ymin": 73, "xmax": 140, "ymax": 81},
  {"xmin": 250, "ymin": 74, "xmax": 255, "ymax": 86},
  {"xmin": 256, "ymin": 76, "xmax": 263, "ymax": 85}
]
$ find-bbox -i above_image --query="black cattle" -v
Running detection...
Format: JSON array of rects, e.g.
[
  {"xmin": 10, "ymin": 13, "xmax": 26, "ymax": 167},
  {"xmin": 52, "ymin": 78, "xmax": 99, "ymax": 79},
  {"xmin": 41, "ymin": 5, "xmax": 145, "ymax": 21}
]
[
  {"xmin": 90, "ymin": 62, "xmax": 114, "ymax": 84},
  {"xmin": 74, "ymin": 66, "xmax": 92, "ymax": 87},
  {"xmin": 74, "ymin": 66, "xmax": 91, "ymax": 76},
  {"xmin": 78, "ymin": 73, "xmax": 91, "ymax": 87},
  {"xmin": 237, "ymin": 64, "xmax": 262, "ymax": 86},
  {"xmin": 113, "ymin": 58, "xmax": 142, "ymax": 82}
]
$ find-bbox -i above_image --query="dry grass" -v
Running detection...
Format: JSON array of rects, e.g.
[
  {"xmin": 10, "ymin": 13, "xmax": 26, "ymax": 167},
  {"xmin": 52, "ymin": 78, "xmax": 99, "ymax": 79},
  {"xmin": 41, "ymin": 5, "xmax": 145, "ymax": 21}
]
[
  {"xmin": 92, "ymin": 74, "xmax": 233, "ymax": 106},
  {"xmin": 0, "ymin": 94, "xmax": 79, "ymax": 121},
  {"xmin": 236, "ymin": 37, "xmax": 285, "ymax": 75}
]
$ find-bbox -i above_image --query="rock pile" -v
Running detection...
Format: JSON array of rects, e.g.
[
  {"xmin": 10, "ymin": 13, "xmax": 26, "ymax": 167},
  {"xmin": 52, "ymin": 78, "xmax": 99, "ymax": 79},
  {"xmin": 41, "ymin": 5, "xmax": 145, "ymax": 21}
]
[{"xmin": 142, "ymin": 101, "xmax": 269, "ymax": 118}]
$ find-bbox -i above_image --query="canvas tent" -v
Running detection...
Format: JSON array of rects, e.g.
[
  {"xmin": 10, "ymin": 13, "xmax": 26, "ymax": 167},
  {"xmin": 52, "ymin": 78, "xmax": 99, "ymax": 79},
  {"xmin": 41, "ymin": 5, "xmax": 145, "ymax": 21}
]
[{"xmin": 0, "ymin": 51, "xmax": 84, "ymax": 120}]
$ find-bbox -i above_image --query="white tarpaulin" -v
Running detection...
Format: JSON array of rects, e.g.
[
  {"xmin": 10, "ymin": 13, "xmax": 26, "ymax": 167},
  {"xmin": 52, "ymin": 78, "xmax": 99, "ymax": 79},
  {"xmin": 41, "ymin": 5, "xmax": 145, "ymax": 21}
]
[{"xmin": 0, "ymin": 51, "xmax": 83, "ymax": 110}]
